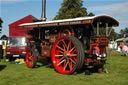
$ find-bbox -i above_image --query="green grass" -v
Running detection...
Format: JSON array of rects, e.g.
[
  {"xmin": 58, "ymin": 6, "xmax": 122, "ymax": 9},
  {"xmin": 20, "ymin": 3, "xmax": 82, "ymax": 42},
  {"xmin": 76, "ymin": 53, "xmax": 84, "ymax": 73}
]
[{"xmin": 0, "ymin": 51, "xmax": 128, "ymax": 85}]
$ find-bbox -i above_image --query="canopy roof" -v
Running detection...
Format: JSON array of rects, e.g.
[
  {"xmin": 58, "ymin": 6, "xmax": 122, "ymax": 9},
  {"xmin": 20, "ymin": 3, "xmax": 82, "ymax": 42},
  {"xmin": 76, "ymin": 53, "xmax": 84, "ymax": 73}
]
[
  {"xmin": 116, "ymin": 37, "xmax": 128, "ymax": 42},
  {"xmin": 19, "ymin": 15, "xmax": 119, "ymax": 28}
]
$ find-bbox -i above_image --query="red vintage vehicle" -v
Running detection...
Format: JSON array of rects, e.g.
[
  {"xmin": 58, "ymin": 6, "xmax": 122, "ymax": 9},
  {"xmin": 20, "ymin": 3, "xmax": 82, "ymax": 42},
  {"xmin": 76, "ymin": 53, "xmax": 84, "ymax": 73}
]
[
  {"xmin": 6, "ymin": 15, "xmax": 37, "ymax": 62},
  {"xmin": 19, "ymin": 15, "xmax": 119, "ymax": 74}
]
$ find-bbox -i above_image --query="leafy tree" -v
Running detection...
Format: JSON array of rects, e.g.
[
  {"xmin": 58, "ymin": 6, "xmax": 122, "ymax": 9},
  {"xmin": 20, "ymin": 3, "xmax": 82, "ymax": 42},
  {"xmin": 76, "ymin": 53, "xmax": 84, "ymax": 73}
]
[
  {"xmin": 0, "ymin": 17, "xmax": 3, "ymax": 28},
  {"xmin": 88, "ymin": 12, "xmax": 95, "ymax": 16},
  {"xmin": 120, "ymin": 27, "xmax": 128, "ymax": 37},
  {"xmin": 0, "ymin": 18, "xmax": 3, "ymax": 33},
  {"xmin": 0, "ymin": 35, "xmax": 8, "ymax": 40},
  {"xmin": 109, "ymin": 29, "xmax": 119, "ymax": 41},
  {"xmin": 54, "ymin": 0, "xmax": 94, "ymax": 20},
  {"xmin": 120, "ymin": 27, "xmax": 128, "ymax": 34}
]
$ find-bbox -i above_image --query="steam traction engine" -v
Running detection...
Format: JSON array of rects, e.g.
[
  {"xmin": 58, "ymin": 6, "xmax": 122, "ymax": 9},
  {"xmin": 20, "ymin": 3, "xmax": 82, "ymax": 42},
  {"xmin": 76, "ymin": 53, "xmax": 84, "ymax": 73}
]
[{"xmin": 19, "ymin": 15, "xmax": 119, "ymax": 74}]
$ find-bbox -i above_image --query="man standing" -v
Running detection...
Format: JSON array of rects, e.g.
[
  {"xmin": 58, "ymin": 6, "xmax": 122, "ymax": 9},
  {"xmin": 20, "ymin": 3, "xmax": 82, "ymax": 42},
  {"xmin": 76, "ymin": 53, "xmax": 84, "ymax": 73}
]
[
  {"xmin": 2, "ymin": 41, "xmax": 6, "ymax": 61},
  {"xmin": 120, "ymin": 42, "xmax": 123, "ymax": 52},
  {"xmin": 0, "ymin": 42, "xmax": 3, "ymax": 61}
]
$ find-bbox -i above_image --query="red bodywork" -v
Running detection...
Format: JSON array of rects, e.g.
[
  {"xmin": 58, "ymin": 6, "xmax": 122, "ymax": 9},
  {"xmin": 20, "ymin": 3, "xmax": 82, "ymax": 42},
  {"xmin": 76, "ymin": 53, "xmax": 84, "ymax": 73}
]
[
  {"xmin": 7, "ymin": 15, "xmax": 38, "ymax": 59},
  {"xmin": 9, "ymin": 15, "xmax": 34, "ymax": 37},
  {"xmin": 86, "ymin": 36, "xmax": 109, "ymax": 65},
  {"xmin": 6, "ymin": 46, "xmax": 27, "ymax": 57}
]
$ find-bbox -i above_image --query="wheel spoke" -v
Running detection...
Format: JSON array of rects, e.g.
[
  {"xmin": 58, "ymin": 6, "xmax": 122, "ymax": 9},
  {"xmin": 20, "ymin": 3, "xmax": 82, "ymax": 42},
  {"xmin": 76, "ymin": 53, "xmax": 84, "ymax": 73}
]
[
  {"xmin": 28, "ymin": 56, "xmax": 31, "ymax": 61},
  {"xmin": 67, "ymin": 41, "xmax": 71, "ymax": 51},
  {"xmin": 63, "ymin": 44, "xmax": 66, "ymax": 51},
  {"xmin": 28, "ymin": 53, "xmax": 31, "ymax": 57},
  {"xmin": 59, "ymin": 57, "xmax": 65, "ymax": 61},
  {"xmin": 63, "ymin": 59, "xmax": 69, "ymax": 71},
  {"xmin": 58, "ymin": 50, "xmax": 64, "ymax": 54},
  {"xmin": 69, "ymin": 61, "xmax": 72, "ymax": 70},
  {"xmin": 55, "ymin": 54, "xmax": 64, "ymax": 57},
  {"xmin": 29, "ymin": 61, "xmax": 32, "ymax": 65},
  {"xmin": 72, "ymin": 49, "xmax": 77, "ymax": 54},
  {"xmin": 57, "ymin": 59, "xmax": 65, "ymax": 66},
  {"xmin": 73, "ymin": 57, "xmax": 77, "ymax": 62},
  {"xmin": 29, "ymin": 58, "xmax": 33, "ymax": 64},
  {"xmin": 71, "ymin": 61, "xmax": 73, "ymax": 69},
  {"xmin": 30, "ymin": 56, "xmax": 33, "ymax": 61},
  {"xmin": 69, "ymin": 43, "xmax": 72, "ymax": 51},
  {"xmin": 69, "ymin": 54, "xmax": 77, "ymax": 56},
  {"xmin": 29, "ymin": 56, "xmax": 34, "ymax": 62},
  {"xmin": 62, "ymin": 39, "xmax": 68, "ymax": 49},
  {"xmin": 63, "ymin": 59, "xmax": 66, "ymax": 67},
  {"xmin": 69, "ymin": 58, "xmax": 76, "ymax": 64},
  {"xmin": 69, "ymin": 47, "xmax": 75, "ymax": 53},
  {"xmin": 57, "ymin": 45, "xmax": 65, "ymax": 52}
]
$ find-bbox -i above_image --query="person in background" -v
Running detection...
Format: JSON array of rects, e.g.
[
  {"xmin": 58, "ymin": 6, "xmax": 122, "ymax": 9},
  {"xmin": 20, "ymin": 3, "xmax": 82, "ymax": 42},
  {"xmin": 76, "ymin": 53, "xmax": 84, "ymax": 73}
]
[
  {"xmin": 0, "ymin": 43, "xmax": 3, "ymax": 61},
  {"xmin": 122, "ymin": 43, "xmax": 128, "ymax": 56},
  {"xmin": 120, "ymin": 42, "xmax": 123, "ymax": 52},
  {"xmin": 2, "ymin": 41, "xmax": 7, "ymax": 61}
]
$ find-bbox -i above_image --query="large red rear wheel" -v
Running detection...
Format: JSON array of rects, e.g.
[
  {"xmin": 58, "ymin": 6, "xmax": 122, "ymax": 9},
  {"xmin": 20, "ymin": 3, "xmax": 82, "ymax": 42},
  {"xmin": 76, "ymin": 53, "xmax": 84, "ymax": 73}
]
[{"xmin": 52, "ymin": 36, "xmax": 84, "ymax": 74}]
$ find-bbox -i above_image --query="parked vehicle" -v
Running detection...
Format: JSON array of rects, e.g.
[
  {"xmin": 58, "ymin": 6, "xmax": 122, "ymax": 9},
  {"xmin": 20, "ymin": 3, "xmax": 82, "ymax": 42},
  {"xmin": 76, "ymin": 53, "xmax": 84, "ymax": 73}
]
[
  {"xmin": 19, "ymin": 15, "xmax": 119, "ymax": 74},
  {"xmin": 7, "ymin": 15, "xmax": 38, "ymax": 62},
  {"xmin": 6, "ymin": 37, "xmax": 27, "ymax": 61}
]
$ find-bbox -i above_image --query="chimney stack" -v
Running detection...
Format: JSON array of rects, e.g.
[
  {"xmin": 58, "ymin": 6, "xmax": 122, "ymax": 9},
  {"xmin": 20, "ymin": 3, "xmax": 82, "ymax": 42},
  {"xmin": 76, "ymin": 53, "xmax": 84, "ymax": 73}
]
[{"xmin": 41, "ymin": 0, "xmax": 46, "ymax": 21}]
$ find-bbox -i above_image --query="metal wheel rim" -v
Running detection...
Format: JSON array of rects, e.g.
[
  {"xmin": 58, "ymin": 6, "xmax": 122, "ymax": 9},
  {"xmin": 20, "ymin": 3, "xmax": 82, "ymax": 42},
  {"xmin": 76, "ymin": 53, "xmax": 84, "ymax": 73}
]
[
  {"xmin": 26, "ymin": 51, "xmax": 34, "ymax": 68},
  {"xmin": 52, "ymin": 37, "xmax": 78, "ymax": 74}
]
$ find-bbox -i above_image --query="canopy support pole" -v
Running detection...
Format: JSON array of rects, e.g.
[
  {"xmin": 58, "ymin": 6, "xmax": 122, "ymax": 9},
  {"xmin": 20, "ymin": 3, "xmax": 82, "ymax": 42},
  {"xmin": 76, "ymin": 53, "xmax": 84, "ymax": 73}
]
[
  {"xmin": 97, "ymin": 23, "xmax": 99, "ymax": 36},
  {"xmin": 106, "ymin": 23, "xmax": 109, "ymax": 36}
]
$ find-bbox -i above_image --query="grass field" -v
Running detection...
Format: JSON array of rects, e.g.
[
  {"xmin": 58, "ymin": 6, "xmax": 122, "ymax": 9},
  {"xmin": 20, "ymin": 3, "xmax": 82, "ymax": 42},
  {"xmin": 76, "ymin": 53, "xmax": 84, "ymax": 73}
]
[{"xmin": 0, "ymin": 50, "xmax": 128, "ymax": 85}]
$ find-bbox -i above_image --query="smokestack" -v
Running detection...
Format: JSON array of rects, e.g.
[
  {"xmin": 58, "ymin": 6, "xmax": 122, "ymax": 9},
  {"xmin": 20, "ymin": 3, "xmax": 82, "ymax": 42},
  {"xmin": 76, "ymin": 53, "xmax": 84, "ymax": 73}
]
[{"xmin": 41, "ymin": 0, "xmax": 46, "ymax": 21}]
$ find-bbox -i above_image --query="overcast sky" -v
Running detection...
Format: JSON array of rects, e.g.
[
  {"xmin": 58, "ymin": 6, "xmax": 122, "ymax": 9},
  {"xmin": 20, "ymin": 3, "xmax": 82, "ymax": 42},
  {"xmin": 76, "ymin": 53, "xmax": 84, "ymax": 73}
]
[{"xmin": 0, "ymin": 0, "xmax": 128, "ymax": 36}]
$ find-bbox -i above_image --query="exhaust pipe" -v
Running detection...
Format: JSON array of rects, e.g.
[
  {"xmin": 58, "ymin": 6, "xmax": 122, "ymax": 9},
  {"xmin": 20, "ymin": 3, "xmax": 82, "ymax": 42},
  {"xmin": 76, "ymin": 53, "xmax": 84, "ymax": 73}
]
[{"xmin": 41, "ymin": 0, "xmax": 46, "ymax": 21}]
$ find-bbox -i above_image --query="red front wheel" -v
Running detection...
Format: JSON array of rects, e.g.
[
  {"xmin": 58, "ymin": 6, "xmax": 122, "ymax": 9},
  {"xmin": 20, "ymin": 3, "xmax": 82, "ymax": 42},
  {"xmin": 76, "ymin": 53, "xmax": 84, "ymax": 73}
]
[
  {"xmin": 52, "ymin": 36, "xmax": 84, "ymax": 74},
  {"xmin": 26, "ymin": 50, "xmax": 37, "ymax": 68}
]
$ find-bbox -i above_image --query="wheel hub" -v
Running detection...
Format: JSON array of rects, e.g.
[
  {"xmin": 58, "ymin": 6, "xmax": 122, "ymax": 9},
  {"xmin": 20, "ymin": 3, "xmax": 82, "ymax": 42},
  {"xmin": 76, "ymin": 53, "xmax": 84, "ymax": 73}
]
[{"xmin": 63, "ymin": 52, "xmax": 70, "ymax": 58}]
